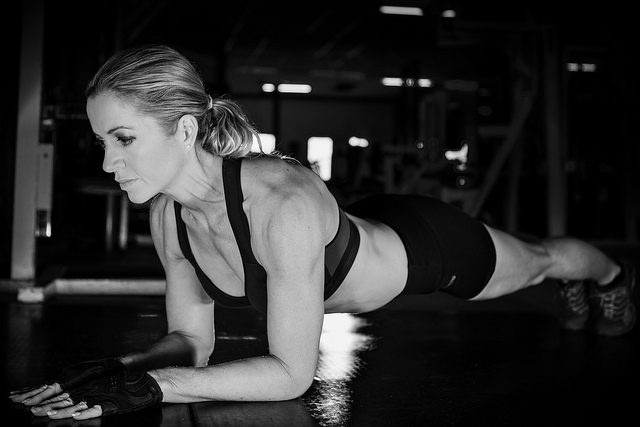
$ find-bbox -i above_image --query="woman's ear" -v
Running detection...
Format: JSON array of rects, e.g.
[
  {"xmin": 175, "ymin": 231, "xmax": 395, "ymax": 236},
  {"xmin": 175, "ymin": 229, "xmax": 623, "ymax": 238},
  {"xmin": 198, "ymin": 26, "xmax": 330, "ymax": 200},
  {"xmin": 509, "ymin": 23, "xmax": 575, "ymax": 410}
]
[{"xmin": 178, "ymin": 114, "xmax": 198, "ymax": 150}]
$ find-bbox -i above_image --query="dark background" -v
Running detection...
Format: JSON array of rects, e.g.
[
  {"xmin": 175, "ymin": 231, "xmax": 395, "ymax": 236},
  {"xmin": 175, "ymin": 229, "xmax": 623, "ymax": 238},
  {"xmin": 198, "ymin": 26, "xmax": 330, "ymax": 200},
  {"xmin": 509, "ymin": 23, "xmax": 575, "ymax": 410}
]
[{"xmin": 1, "ymin": 0, "xmax": 638, "ymax": 279}]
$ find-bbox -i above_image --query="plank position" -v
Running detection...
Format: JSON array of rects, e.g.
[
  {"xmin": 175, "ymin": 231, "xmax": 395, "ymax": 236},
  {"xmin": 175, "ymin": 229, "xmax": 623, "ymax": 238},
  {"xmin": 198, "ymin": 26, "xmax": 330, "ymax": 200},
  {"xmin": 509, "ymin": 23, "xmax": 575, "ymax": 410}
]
[{"xmin": 9, "ymin": 45, "xmax": 636, "ymax": 420}]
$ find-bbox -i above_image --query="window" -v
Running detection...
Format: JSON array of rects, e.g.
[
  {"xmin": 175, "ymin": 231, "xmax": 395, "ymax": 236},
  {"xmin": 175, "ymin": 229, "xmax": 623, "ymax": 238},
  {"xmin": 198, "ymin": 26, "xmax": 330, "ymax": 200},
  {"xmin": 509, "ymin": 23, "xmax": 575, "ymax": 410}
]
[
  {"xmin": 251, "ymin": 133, "xmax": 276, "ymax": 154},
  {"xmin": 307, "ymin": 137, "xmax": 333, "ymax": 181}
]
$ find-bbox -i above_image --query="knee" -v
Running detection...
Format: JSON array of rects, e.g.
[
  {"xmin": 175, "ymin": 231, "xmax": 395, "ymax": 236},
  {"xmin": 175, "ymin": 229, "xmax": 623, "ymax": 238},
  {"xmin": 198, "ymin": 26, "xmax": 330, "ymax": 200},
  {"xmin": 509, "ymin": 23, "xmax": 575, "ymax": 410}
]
[{"xmin": 523, "ymin": 240, "xmax": 554, "ymax": 285}]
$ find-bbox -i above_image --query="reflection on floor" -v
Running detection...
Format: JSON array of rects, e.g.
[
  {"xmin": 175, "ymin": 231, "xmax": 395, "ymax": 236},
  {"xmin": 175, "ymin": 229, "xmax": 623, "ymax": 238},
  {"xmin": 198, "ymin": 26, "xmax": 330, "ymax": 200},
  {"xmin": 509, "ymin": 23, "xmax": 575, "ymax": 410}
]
[{"xmin": 2, "ymin": 273, "xmax": 639, "ymax": 426}]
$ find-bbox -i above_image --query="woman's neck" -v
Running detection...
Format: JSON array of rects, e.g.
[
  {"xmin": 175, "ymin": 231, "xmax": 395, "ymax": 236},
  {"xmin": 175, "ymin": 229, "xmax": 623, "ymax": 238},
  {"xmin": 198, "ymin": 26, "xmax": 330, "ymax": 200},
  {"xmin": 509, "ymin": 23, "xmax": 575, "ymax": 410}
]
[{"xmin": 163, "ymin": 148, "xmax": 225, "ymax": 211}]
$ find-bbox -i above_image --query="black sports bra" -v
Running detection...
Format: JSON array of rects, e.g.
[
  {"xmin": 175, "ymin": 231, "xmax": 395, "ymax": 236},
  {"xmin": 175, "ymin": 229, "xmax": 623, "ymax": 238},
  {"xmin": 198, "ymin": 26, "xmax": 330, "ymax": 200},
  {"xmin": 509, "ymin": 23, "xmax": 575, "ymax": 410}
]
[{"xmin": 174, "ymin": 157, "xmax": 360, "ymax": 314}]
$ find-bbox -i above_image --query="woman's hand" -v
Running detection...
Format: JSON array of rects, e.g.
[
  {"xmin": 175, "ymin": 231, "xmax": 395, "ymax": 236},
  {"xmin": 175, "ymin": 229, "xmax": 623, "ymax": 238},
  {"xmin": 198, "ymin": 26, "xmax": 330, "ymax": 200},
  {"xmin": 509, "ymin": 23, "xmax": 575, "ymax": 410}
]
[
  {"xmin": 23, "ymin": 387, "xmax": 104, "ymax": 420},
  {"xmin": 8, "ymin": 370, "xmax": 162, "ymax": 420},
  {"xmin": 8, "ymin": 358, "xmax": 128, "ymax": 419},
  {"xmin": 8, "ymin": 383, "xmax": 63, "ymax": 409}
]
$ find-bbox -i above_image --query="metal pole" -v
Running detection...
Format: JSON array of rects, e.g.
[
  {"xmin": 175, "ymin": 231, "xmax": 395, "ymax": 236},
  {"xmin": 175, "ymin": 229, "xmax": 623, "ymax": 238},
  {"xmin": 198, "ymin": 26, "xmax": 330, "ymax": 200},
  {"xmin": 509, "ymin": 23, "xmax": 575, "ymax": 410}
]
[
  {"xmin": 543, "ymin": 25, "xmax": 567, "ymax": 236},
  {"xmin": 11, "ymin": 0, "xmax": 44, "ymax": 281}
]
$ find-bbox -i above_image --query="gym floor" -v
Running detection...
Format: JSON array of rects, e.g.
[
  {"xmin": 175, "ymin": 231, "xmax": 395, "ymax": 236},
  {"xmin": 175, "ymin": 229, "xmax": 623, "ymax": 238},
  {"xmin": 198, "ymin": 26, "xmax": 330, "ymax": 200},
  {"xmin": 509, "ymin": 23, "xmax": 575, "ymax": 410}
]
[{"xmin": 2, "ymin": 244, "xmax": 639, "ymax": 426}]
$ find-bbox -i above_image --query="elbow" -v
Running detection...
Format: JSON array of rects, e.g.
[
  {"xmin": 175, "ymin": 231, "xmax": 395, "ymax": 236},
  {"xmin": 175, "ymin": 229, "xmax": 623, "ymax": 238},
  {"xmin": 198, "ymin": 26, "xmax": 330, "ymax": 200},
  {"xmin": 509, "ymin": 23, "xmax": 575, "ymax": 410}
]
[
  {"xmin": 276, "ymin": 363, "xmax": 315, "ymax": 401},
  {"xmin": 283, "ymin": 374, "xmax": 314, "ymax": 400},
  {"xmin": 194, "ymin": 341, "xmax": 214, "ymax": 367},
  {"xmin": 267, "ymin": 354, "xmax": 315, "ymax": 400},
  {"xmin": 268, "ymin": 354, "xmax": 316, "ymax": 400},
  {"xmin": 177, "ymin": 333, "xmax": 213, "ymax": 367}
]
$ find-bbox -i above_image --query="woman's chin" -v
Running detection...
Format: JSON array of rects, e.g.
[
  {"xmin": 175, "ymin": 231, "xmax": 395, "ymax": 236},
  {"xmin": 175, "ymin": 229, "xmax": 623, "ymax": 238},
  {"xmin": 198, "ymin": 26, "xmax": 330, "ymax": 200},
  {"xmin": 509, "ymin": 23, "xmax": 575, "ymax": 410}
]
[{"xmin": 126, "ymin": 190, "xmax": 154, "ymax": 205}]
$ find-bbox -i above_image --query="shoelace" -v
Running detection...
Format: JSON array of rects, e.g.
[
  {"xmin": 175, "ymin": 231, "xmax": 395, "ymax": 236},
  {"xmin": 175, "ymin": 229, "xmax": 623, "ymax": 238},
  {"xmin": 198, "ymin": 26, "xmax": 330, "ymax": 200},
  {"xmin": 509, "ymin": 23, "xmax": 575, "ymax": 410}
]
[
  {"xmin": 560, "ymin": 283, "xmax": 589, "ymax": 314},
  {"xmin": 597, "ymin": 287, "xmax": 629, "ymax": 320}
]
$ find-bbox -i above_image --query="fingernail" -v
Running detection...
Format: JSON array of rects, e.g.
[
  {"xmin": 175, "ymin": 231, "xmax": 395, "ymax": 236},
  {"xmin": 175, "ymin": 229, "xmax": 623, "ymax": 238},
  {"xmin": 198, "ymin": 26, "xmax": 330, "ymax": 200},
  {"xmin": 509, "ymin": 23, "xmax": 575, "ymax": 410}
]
[
  {"xmin": 47, "ymin": 410, "xmax": 57, "ymax": 416},
  {"xmin": 72, "ymin": 412, "xmax": 80, "ymax": 417},
  {"xmin": 31, "ymin": 407, "xmax": 41, "ymax": 413},
  {"xmin": 22, "ymin": 398, "xmax": 31, "ymax": 404},
  {"xmin": 59, "ymin": 393, "xmax": 69, "ymax": 399}
]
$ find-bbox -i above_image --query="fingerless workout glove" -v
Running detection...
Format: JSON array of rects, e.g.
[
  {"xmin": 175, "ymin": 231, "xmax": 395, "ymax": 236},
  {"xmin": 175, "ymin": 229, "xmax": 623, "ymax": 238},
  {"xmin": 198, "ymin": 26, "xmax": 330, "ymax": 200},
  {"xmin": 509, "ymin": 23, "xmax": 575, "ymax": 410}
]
[
  {"xmin": 68, "ymin": 370, "xmax": 163, "ymax": 416},
  {"xmin": 55, "ymin": 358, "xmax": 126, "ymax": 390}
]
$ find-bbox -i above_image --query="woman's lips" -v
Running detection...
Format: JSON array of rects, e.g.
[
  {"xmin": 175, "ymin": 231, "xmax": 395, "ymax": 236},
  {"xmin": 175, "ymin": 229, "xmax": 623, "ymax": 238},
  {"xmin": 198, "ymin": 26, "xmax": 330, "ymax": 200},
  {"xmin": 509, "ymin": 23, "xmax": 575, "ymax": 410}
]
[{"xmin": 118, "ymin": 179, "xmax": 137, "ymax": 189}]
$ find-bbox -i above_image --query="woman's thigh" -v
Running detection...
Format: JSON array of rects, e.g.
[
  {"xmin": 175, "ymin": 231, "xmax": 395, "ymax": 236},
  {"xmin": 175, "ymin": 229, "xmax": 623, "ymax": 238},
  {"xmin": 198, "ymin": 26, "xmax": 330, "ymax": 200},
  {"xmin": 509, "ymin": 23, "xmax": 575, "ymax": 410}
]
[{"xmin": 471, "ymin": 226, "xmax": 552, "ymax": 300}]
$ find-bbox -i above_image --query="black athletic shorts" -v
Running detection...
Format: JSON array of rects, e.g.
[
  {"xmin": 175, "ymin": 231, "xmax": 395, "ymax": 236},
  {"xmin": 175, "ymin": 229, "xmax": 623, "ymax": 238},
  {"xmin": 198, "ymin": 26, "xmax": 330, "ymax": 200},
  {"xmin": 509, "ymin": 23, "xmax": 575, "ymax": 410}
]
[{"xmin": 346, "ymin": 194, "xmax": 496, "ymax": 299}]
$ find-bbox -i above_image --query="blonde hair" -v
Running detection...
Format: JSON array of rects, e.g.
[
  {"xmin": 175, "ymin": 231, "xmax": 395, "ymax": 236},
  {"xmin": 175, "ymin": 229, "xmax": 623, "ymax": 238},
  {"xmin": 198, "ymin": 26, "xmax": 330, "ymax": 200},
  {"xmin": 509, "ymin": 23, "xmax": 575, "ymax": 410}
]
[{"xmin": 86, "ymin": 44, "xmax": 260, "ymax": 158}]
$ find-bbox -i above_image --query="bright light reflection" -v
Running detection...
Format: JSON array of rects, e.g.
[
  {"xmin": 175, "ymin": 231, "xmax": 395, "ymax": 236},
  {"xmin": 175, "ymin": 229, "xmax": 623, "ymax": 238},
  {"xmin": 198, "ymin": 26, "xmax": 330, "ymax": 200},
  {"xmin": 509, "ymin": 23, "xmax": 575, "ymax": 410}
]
[
  {"xmin": 307, "ymin": 313, "xmax": 374, "ymax": 426},
  {"xmin": 316, "ymin": 313, "xmax": 373, "ymax": 381}
]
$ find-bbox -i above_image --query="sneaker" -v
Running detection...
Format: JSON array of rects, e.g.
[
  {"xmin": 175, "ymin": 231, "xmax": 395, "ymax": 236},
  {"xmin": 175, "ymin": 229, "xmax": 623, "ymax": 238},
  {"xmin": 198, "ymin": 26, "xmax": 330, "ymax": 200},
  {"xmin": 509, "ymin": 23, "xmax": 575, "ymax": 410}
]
[
  {"xmin": 557, "ymin": 280, "xmax": 591, "ymax": 331},
  {"xmin": 590, "ymin": 261, "xmax": 636, "ymax": 337}
]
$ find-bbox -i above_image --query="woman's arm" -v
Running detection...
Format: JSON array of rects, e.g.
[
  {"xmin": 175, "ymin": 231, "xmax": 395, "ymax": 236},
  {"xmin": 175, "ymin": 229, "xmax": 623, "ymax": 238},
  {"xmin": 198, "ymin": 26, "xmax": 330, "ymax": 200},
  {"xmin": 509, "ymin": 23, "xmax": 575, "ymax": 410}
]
[
  {"xmin": 150, "ymin": 191, "xmax": 326, "ymax": 402},
  {"xmin": 131, "ymin": 194, "xmax": 216, "ymax": 369},
  {"xmin": 8, "ymin": 195, "xmax": 216, "ymax": 414}
]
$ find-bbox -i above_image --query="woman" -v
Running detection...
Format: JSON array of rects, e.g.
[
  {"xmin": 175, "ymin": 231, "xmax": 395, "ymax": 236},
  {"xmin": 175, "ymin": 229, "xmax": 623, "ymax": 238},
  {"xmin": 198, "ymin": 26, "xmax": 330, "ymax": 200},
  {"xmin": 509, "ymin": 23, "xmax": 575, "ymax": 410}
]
[{"xmin": 9, "ymin": 45, "xmax": 635, "ymax": 420}]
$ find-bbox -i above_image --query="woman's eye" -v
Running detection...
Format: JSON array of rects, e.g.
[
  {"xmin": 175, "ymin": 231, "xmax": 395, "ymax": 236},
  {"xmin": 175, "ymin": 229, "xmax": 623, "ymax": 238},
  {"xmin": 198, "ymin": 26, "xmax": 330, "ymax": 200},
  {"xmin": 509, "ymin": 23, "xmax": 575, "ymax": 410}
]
[
  {"xmin": 95, "ymin": 139, "xmax": 106, "ymax": 150},
  {"xmin": 118, "ymin": 136, "xmax": 134, "ymax": 146}
]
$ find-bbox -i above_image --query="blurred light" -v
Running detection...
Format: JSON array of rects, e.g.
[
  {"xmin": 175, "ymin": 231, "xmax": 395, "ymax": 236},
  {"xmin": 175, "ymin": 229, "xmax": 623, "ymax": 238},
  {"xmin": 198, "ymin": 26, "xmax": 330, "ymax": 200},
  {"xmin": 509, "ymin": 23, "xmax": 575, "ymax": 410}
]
[
  {"xmin": 251, "ymin": 133, "xmax": 276, "ymax": 154},
  {"xmin": 567, "ymin": 62, "xmax": 597, "ymax": 72},
  {"xmin": 308, "ymin": 137, "xmax": 333, "ymax": 181},
  {"xmin": 262, "ymin": 83, "xmax": 313, "ymax": 93},
  {"xmin": 382, "ymin": 77, "xmax": 432, "ymax": 87},
  {"xmin": 442, "ymin": 9, "xmax": 456, "ymax": 18},
  {"xmin": 348, "ymin": 136, "xmax": 369, "ymax": 148},
  {"xmin": 381, "ymin": 77, "xmax": 403, "ymax": 87},
  {"xmin": 278, "ymin": 83, "xmax": 312, "ymax": 93},
  {"xmin": 445, "ymin": 142, "xmax": 468, "ymax": 162},
  {"xmin": 379, "ymin": 6, "xmax": 423, "ymax": 16}
]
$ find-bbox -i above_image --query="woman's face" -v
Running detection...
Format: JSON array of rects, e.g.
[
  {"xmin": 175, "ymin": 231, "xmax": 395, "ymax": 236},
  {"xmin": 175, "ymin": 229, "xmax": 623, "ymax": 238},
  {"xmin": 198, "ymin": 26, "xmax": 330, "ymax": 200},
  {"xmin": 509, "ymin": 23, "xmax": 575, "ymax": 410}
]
[{"xmin": 86, "ymin": 92, "xmax": 186, "ymax": 204}]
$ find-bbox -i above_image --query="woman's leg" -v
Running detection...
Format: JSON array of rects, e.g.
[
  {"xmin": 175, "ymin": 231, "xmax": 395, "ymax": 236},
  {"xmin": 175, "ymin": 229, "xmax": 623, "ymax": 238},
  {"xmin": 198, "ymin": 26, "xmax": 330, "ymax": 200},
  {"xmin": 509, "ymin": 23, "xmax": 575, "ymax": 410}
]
[
  {"xmin": 471, "ymin": 226, "xmax": 620, "ymax": 301},
  {"xmin": 472, "ymin": 226, "xmax": 635, "ymax": 336}
]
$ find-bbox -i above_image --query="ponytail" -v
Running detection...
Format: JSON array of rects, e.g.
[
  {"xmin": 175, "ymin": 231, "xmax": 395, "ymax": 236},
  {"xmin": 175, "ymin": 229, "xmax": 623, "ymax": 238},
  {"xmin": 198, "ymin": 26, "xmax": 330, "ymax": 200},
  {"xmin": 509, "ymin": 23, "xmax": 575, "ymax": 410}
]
[{"xmin": 200, "ymin": 97, "xmax": 260, "ymax": 158}]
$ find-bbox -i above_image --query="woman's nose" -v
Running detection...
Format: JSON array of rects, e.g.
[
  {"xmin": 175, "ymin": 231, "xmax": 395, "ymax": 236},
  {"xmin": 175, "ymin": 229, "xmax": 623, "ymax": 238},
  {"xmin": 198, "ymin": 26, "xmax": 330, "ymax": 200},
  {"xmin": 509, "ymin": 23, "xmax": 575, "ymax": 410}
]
[{"xmin": 102, "ymin": 147, "xmax": 124, "ymax": 173}]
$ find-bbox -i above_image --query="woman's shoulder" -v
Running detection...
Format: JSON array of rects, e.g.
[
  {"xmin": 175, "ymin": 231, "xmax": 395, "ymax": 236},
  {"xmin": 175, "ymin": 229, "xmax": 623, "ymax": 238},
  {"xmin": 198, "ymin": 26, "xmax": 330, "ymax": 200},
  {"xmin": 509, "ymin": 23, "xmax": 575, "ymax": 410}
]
[
  {"xmin": 241, "ymin": 155, "xmax": 323, "ymax": 197},
  {"xmin": 239, "ymin": 155, "xmax": 338, "ymax": 239}
]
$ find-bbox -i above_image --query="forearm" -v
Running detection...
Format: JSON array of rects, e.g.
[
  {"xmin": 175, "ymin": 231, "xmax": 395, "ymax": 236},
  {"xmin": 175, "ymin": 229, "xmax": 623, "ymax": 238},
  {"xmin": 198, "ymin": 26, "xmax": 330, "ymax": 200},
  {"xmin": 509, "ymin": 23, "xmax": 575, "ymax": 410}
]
[
  {"xmin": 149, "ymin": 354, "xmax": 314, "ymax": 403},
  {"xmin": 120, "ymin": 331, "xmax": 210, "ymax": 371}
]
